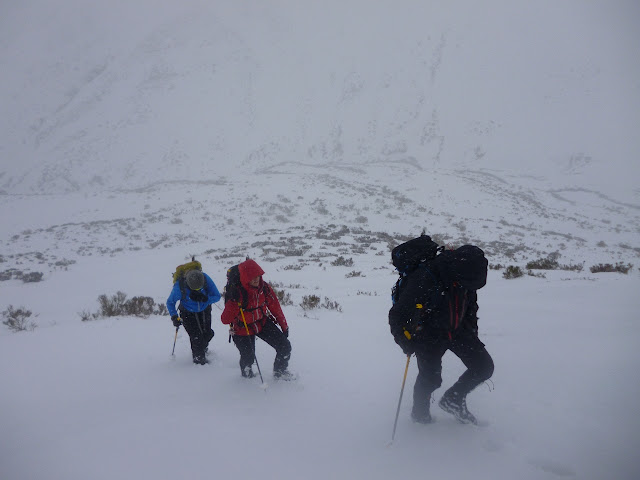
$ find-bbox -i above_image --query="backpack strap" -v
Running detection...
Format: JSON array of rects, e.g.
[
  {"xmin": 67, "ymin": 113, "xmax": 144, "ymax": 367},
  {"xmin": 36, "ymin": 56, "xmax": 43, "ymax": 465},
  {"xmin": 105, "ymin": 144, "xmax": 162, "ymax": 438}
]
[
  {"xmin": 391, "ymin": 264, "xmax": 438, "ymax": 305},
  {"xmin": 414, "ymin": 266, "xmax": 442, "ymax": 312},
  {"xmin": 178, "ymin": 276, "xmax": 187, "ymax": 301}
]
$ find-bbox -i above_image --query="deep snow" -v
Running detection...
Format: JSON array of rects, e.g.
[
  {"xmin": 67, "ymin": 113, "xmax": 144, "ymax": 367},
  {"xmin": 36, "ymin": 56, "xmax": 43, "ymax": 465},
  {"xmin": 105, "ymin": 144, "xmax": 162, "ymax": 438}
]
[{"xmin": 1, "ymin": 256, "xmax": 640, "ymax": 480}]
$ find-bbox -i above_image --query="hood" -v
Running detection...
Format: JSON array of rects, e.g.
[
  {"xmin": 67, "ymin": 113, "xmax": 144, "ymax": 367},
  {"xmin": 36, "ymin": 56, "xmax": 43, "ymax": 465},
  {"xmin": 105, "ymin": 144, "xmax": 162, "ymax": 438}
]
[{"xmin": 238, "ymin": 259, "xmax": 265, "ymax": 289}]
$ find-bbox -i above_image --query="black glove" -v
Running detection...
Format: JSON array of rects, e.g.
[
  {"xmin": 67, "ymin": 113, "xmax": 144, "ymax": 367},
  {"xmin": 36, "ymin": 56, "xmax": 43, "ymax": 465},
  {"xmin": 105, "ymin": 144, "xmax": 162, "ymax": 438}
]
[
  {"xmin": 171, "ymin": 315, "xmax": 182, "ymax": 327},
  {"xmin": 282, "ymin": 327, "xmax": 289, "ymax": 338},
  {"xmin": 190, "ymin": 290, "xmax": 208, "ymax": 302},
  {"xmin": 394, "ymin": 335, "xmax": 414, "ymax": 356}
]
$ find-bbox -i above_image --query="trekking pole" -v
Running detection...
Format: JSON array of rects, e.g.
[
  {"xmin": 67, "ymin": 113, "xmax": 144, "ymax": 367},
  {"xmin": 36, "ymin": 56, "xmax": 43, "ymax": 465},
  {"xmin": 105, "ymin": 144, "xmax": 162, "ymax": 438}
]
[
  {"xmin": 171, "ymin": 326, "xmax": 179, "ymax": 357},
  {"xmin": 389, "ymin": 354, "xmax": 412, "ymax": 446},
  {"xmin": 239, "ymin": 306, "xmax": 265, "ymax": 385}
]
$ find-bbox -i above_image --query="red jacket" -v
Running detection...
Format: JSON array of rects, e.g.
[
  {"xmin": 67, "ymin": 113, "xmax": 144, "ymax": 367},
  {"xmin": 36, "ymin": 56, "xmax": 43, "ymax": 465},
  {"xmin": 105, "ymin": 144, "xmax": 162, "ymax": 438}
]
[{"xmin": 221, "ymin": 259, "xmax": 288, "ymax": 336}]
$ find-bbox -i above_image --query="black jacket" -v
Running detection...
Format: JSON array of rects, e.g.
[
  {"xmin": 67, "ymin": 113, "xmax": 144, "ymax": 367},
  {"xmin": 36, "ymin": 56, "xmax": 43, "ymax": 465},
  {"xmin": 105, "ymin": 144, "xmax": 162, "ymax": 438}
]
[{"xmin": 389, "ymin": 249, "xmax": 485, "ymax": 343}]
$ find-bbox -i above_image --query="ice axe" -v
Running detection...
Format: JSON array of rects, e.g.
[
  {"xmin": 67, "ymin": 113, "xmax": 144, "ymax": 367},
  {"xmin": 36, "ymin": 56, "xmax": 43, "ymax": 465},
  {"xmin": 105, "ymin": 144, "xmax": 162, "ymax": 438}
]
[
  {"xmin": 171, "ymin": 325, "xmax": 179, "ymax": 358},
  {"xmin": 389, "ymin": 350, "xmax": 412, "ymax": 446}
]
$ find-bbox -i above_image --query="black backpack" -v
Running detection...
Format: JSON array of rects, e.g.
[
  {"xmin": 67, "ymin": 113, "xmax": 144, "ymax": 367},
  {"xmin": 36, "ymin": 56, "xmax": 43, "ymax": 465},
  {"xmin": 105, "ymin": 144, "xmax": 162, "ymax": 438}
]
[
  {"xmin": 224, "ymin": 264, "xmax": 248, "ymax": 308},
  {"xmin": 439, "ymin": 245, "xmax": 488, "ymax": 290},
  {"xmin": 391, "ymin": 235, "xmax": 442, "ymax": 304}
]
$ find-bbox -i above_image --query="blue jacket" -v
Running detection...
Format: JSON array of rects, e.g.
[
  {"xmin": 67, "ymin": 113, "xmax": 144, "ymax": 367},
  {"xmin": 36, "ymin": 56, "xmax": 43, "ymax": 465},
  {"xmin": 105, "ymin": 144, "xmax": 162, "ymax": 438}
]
[{"xmin": 166, "ymin": 272, "xmax": 221, "ymax": 317}]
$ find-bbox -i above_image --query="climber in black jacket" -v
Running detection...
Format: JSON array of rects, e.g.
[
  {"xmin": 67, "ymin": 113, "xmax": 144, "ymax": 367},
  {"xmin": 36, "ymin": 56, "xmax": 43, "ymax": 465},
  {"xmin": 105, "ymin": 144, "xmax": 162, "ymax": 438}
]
[{"xmin": 389, "ymin": 245, "xmax": 494, "ymax": 425}]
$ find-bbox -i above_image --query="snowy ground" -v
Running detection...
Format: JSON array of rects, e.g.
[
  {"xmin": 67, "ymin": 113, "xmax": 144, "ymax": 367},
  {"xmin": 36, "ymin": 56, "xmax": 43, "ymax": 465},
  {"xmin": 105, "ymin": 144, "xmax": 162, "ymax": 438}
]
[
  {"xmin": 2, "ymin": 253, "xmax": 639, "ymax": 480},
  {"xmin": 0, "ymin": 165, "xmax": 638, "ymax": 480}
]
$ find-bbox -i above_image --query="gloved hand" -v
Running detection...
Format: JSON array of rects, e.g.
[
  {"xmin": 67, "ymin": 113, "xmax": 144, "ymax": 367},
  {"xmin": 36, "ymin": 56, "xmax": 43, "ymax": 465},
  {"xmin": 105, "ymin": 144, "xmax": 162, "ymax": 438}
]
[
  {"xmin": 171, "ymin": 315, "xmax": 182, "ymax": 327},
  {"xmin": 190, "ymin": 290, "xmax": 208, "ymax": 302},
  {"xmin": 282, "ymin": 327, "xmax": 289, "ymax": 338},
  {"xmin": 394, "ymin": 334, "xmax": 414, "ymax": 356}
]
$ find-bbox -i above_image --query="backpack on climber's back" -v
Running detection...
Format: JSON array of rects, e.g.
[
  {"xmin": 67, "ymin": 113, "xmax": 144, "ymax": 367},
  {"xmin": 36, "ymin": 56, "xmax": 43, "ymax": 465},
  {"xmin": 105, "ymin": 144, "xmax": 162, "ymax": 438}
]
[
  {"xmin": 391, "ymin": 234, "xmax": 441, "ymax": 304},
  {"xmin": 172, "ymin": 258, "xmax": 202, "ymax": 285},
  {"xmin": 224, "ymin": 264, "xmax": 248, "ymax": 307},
  {"xmin": 440, "ymin": 244, "xmax": 488, "ymax": 291},
  {"xmin": 172, "ymin": 258, "xmax": 209, "ymax": 303},
  {"xmin": 391, "ymin": 234, "xmax": 441, "ymax": 273}
]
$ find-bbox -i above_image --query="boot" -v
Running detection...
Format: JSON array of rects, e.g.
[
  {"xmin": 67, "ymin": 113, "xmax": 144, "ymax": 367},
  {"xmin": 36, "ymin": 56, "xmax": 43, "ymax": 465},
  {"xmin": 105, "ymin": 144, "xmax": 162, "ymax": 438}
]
[
  {"xmin": 410, "ymin": 406, "xmax": 433, "ymax": 424},
  {"xmin": 273, "ymin": 369, "xmax": 296, "ymax": 381},
  {"xmin": 438, "ymin": 390, "xmax": 477, "ymax": 425},
  {"xmin": 242, "ymin": 366, "xmax": 255, "ymax": 378}
]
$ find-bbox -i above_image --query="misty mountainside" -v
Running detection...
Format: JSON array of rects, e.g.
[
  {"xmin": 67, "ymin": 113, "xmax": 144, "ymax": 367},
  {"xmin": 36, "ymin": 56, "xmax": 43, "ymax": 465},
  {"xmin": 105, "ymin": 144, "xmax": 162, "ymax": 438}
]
[
  {"xmin": 2, "ymin": 1, "xmax": 639, "ymax": 196},
  {"xmin": 1, "ymin": 0, "xmax": 639, "ymax": 280}
]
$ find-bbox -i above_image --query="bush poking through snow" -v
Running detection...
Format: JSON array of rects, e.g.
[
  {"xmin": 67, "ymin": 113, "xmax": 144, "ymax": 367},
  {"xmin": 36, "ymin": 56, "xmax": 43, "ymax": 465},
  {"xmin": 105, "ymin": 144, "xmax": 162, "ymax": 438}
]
[
  {"xmin": 503, "ymin": 266, "xmax": 524, "ymax": 279},
  {"xmin": 300, "ymin": 295, "xmax": 342, "ymax": 312},
  {"xmin": 79, "ymin": 309, "xmax": 98, "ymax": 322},
  {"xmin": 321, "ymin": 297, "xmax": 342, "ymax": 312},
  {"xmin": 123, "ymin": 296, "xmax": 158, "ymax": 317},
  {"xmin": 22, "ymin": 272, "xmax": 45, "ymax": 283},
  {"xmin": 0, "ymin": 269, "xmax": 44, "ymax": 283},
  {"xmin": 330, "ymin": 256, "xmax": 354, "ymax": 267},
  {"xmin": 526, "ymin": 257, "xmax": 559, "ymax": 270},
  {"xmin": 300, "ymin": 295, "xmax": 321, "ymax": 310},
  {"xmin": 81, "ymin": 292, "xmax": 167, "ymax": 320},
  {"xmin": 526, "ymin": 255, "xmax": 584, "ymax": 272},
  {"xmin": 590, "ymin": 262, "xmax": 633, "ymax": 274},
  {"xmin": 2, "ymin": 305, "xmax": 37, "ymax": 332},
  {"xmin": 273, "ymin": 287, "xmax": 293, "ymax": 306},
  {"xmin": 98, "ymin": 291, "xmax": 128, "ymax": 317}
]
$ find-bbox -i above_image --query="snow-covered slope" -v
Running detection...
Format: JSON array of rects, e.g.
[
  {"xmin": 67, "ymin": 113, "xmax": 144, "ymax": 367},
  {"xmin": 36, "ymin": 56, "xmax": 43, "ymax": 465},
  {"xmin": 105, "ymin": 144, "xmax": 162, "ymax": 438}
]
[
  {"xmin": 1, "ymin": 253, "xmax": 639, "ymax": 480},
  {"xmin": 1, "ymin": 162, "xmax": 638, "ymax": 282}
]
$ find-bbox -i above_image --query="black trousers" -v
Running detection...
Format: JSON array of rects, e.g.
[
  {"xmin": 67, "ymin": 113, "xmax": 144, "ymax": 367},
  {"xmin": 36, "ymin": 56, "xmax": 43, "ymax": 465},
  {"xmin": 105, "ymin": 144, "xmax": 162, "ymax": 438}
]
[
  {"xmin": 413, "ymin": 332, "xmax": 494, "ymax": 414},
  {"xmin": 232, "ymin": 320, "xmax": 291, "ymax": 374},
  {"xmin": 179, "ymin": 305, "xmax": 214, "ymax": 363}
]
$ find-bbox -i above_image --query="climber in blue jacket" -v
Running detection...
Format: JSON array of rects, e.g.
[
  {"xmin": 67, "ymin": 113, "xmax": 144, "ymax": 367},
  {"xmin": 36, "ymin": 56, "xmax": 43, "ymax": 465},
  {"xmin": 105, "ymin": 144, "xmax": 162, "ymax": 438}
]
[{"xmin": 167, "ymin": 269, "xmax": 221, "ymax": 364}]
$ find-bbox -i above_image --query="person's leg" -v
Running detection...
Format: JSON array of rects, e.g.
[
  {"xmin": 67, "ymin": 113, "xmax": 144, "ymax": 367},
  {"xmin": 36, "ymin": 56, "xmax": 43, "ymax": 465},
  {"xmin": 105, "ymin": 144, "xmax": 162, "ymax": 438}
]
[
  {"xmin": 439, "ymin": 334, "xmax": 494, "ymax": 423},
  {"xmin": 412, "ymin": 340, "xmax": 447, "ymax": 423},
  {"xmin": 232, "ymin": 334, "xmax": 256, "ymax": 377},
  {"xmin": 256, "ymin": 320, "xmax": 291, "ymax": 376},
  {"xmin": 180, "ymin": 310, "xmax": 206, "ymax": 364},
  {"xmin": 447, "ymin": 334, "xmax": 494, "ymax": 396},
  {"xmin": 202, "ymin": 306, "xmax": 214, "ymax": 352}
]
